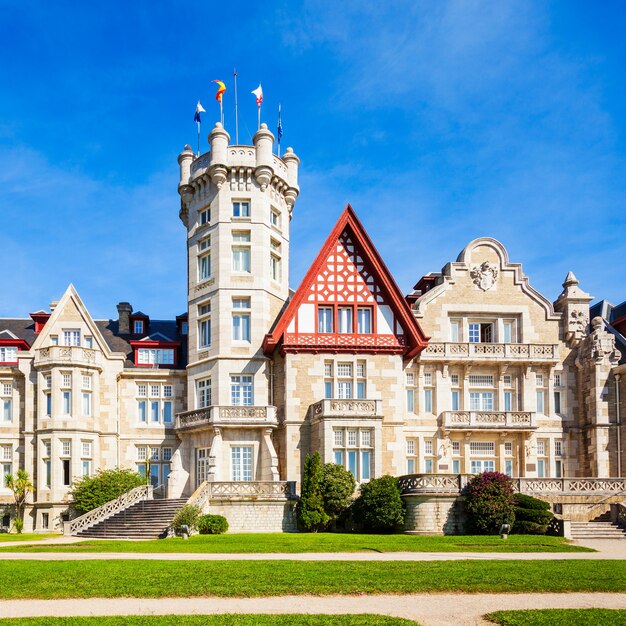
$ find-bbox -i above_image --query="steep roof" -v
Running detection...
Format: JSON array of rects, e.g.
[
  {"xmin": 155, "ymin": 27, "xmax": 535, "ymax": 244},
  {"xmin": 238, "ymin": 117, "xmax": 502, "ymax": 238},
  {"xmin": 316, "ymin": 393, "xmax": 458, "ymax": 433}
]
[{"xmin": 263, "ymin": 204, "xmax": 428, "ymax": 358}]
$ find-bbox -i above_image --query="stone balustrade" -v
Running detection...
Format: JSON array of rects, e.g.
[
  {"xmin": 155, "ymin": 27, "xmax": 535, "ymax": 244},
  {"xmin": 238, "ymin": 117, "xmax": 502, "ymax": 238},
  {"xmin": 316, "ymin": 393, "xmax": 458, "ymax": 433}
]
[
  {"xmin": 310, "ymin": 399, "xmax": 382, "ymax": 419},
  {"xmin": 440, "ymin": 410, "xmax": 537, "ymax": 430},
  {"xmin": 35, "ymin": 346, "xmax": 102, "ymax": 369},
  {"xmin": 398, "ymin": 474, "xmax": 626, "ymax": 496},
  {"xmin": 421, "ymin": 342, "xmax": 559, "ymax": 362},
  {"xmin": 175, "ymin": 405, "xmax": 277, "ymax": 430}
]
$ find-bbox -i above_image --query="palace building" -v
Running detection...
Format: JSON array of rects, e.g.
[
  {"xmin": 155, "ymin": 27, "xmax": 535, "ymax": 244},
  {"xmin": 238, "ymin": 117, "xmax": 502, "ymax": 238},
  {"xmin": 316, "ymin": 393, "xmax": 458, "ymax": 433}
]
[{"xmin": 1, "ymin": 123, "xmax": 625, "ymax": 534}]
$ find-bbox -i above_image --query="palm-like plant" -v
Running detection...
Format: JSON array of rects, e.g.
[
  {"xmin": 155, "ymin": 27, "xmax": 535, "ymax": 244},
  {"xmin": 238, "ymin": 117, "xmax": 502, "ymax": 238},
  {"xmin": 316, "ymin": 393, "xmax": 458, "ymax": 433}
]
[{"xmin": 4, "ymin": 470, "xmax": 33, "ymax": 534}]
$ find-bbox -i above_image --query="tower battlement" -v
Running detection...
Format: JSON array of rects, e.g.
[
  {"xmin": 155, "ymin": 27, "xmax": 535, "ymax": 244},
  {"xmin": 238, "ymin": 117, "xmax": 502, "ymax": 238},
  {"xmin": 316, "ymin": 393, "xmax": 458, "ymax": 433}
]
[{"xmin": 178, "ymin": 123, "xmax": 299, "ymax": 227}]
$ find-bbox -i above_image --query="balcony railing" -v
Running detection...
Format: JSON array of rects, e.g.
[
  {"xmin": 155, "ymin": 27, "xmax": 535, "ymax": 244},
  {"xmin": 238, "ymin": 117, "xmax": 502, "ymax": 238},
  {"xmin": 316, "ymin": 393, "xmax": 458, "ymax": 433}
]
[
  {"xmin": 310, "ymin": 399, "xmax": 382, "ymax": 419},
  {"xmin": 420, "ymin": 342, "xmax": 558, "ymax": 362},
  {"xmin": 440, "ymin": 410, "xmax": 537, "ymax": 430},
  {"xmin": 175, "ymin": 405, "xmax": 277, "ymax": 430},
  {"xmin": 35, "ymin": 346, "xmax": 102, "ymax": 369},
  {"xmin": 398, "ymin": 474, "xmax": 626, "ymax": 497}
]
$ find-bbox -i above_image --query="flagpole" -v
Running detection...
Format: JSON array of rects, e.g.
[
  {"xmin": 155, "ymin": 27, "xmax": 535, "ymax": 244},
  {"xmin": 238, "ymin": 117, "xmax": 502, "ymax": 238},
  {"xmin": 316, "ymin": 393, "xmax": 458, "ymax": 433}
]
[
  {"xmin": 234, "ymin": 68, "xmax": 239, "ymax": 145},
  {"xmin": 197, "ymin": 119, "xmax": 201, "ymax": 156},
  {"xmin": 257, "ymin": 104, "xmax": 261, "ymax": 130},
  {"xmin": 277, "ymin": 103, "xmax": 281, "ymax": 157},
  {"xmin": 220, "ymin": 100, "xmax": 223, "ymax": 126}
]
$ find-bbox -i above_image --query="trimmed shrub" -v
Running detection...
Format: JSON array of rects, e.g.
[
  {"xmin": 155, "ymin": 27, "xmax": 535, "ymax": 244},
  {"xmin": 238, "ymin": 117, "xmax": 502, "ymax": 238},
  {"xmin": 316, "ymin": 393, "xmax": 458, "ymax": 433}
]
[
  {"xmin": 464, "ymin": 471, "xmax": 516, "ymax": 535},
  {"xmin": 296, "ymin": 452, "xmax": 330, "ymax": 532},
  {"xmin": 320, "ymin": 463, "xmax": 355, "ymax": 526},
  {"xmin": 352, "ymin": 475, "xmax": 405, "ymax": 532},
  {"xmin": 171, "ymin": 504, "xmax": 201, "ymax": 534},
  {"xmin": 196, "ymin": 514, "xmax": 229, "ymax": 535},
  {"xmin": 512, "ymin": 493, "xmax": 553, "ymax": 535},
  {"xmin": 70, "ymin": 468, "xmax": 146, "ymax": 515}
]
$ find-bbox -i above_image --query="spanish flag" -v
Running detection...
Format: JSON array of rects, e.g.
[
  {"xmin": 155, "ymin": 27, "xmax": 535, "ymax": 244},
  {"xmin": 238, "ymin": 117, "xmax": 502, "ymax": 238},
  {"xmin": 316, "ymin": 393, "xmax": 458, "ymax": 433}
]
[{"xmin": 212, "ymin": 80, "xmax": 226, "ymax": 102}]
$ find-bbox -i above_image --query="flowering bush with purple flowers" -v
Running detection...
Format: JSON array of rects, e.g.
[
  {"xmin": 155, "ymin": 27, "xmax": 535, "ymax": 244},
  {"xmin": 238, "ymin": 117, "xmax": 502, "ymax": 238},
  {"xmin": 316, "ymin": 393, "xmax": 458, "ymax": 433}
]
[{"xmin": 464, "ymin": 471, "xmax": 516, "ymax": 534}]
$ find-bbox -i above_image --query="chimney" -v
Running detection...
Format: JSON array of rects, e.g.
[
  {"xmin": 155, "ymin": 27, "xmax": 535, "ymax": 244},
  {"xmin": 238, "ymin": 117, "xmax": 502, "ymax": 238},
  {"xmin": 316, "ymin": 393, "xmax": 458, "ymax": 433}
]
[{"xmin": 116, "ymin": 302, "xmax": 133, "ymax": 334}]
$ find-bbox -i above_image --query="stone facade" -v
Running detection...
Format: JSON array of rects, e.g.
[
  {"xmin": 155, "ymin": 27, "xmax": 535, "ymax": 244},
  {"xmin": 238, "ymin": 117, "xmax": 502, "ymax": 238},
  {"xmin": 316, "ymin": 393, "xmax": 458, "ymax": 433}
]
[{"xmin": 1, "ymin": 123, "xmax": 624, "ymax": 533}]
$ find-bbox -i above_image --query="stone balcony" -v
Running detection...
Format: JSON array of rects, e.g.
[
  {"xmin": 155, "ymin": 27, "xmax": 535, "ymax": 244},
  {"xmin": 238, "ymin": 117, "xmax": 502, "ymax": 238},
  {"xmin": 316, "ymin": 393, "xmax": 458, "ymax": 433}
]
[
  {"xmin": 310, "ymin": 399, "xmax": 383, "ymax": 419},
  {"xmin": 439, "ymin": 410, "xmax": 537, "ymax": 430},
  {"xmin": 175, "ymin": 405, "xmax": 277, "ymax": 431},
  {"xmin": 34, "ymin": 346, "xmax": 102, "ymax": 370},
  {"xmin": 420, "ymin": 342, "xmax": 559, "ymax": 363}
]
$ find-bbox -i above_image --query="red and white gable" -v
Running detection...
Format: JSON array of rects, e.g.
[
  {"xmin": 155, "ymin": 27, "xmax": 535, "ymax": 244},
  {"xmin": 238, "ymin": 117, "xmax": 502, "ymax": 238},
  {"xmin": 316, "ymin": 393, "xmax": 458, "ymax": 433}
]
[{"xmin": 263, "ymin": 205, "xmax": 428, "ymax": 358}]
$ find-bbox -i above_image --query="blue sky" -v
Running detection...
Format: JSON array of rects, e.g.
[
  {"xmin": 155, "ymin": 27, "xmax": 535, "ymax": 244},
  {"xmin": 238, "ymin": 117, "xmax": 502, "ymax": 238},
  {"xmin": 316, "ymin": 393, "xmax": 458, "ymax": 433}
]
[{"xmin": 1, "ymin": 1, "xmax": 625, "ymax": 319}]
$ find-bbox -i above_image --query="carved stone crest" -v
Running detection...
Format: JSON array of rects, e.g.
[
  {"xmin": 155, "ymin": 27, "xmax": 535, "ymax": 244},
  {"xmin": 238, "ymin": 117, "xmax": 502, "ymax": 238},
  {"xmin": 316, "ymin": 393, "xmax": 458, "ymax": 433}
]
[{"xmin": 470, "ymin": 261, "xmax": 499, "ymax": 291}]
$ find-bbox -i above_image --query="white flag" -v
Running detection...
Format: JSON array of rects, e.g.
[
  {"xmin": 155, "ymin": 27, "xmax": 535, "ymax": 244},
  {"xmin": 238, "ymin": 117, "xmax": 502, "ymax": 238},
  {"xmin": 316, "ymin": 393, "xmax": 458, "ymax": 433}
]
[
  {"xmin": 251, "ymin": 84, "xmax": 263, "ymax": 107},
  {"xmin": 195, "ymin": 101, "xmax": 206, "ymax": 114}
]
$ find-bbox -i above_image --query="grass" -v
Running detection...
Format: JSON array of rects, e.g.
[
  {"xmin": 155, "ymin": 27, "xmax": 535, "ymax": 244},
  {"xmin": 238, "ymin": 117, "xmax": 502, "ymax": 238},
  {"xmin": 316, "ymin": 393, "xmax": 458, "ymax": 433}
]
[
  {"xmin": 0, "ymin": 533, "xmax": 590, "ymax": 553},
  {"xmin": 486, "ymin": 609, "xmax": 626, "ymax": 625},
  {"xmin": 0, "ymin": 617, "xmax": 417, "ymax": 626},
  {"xmin": 0, "ymin": 533, "xmax": 58, "ymax": 543},
  {"xmin": 0, "ymin": 560, "xmax": 623, "ymax": 598}
]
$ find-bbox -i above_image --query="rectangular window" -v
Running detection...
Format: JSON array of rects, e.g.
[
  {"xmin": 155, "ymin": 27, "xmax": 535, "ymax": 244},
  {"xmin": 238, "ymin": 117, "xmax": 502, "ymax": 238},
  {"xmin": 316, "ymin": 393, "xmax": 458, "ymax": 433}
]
[
  {"xmin": 163, "ymin": 401, "xmax": 173, "ymax": 423},
  {"xmin": 318, "ymin": 307, "xmax": 333, "ymax": 333},
  {"xmin": 63, "ymin": 330, "xmax": 81, "ymax": 346},
  {"xmin": 62, "ymin": 459, "xmax": 71, "ymax": 486},
  {"xmin": 536, "ymin": 373, "xmax": 544, "ymax": 387},
  {"xmin": 347, "ymin": 430, "xmax": 358, "ymax": 447},
  {"xmin": 50, "ymin": 335, "xmax": 58, "ymax": 345},
  {"xmin": 137, "ymin": 446, "xmax": 147, "ymax": 461},
  {"xmin": 554, "ymin": 440, "xmax": 563, "ymax": 456},
  {"xmin": 424, "ymin": 389, "xmax": 433, "ymax": 413},
  {"xmin": 468, "ymin": 323, "xmax": 480, "ymax": 343},
  {"xmin": 356, "ymin": 362, "xmax": 366, "ymax": 378},
  {"xmin": 133, "ymin": 320, "xmax": 144, "ymax": 334},
  {"xmin": 555, "ymin": 460, "xmax": 562, "ymax": 478},
  {"xmin": 470, "ymin": 392, "xmax": 494, "ymax": 411},
  {"xmin": 43, "ymin": 441, "xmax": 51, "ymax": 457},
  {"xmin": 324, "ymin": 381, "xmax": 333, "ymax": 399},
  {"xmin": 360, "ymin": 430, "xmax": 371, "ymax": 447},
  {"xmin": 357, "ymin": 307, "xmax": 372, "ymax": 333},
  {"xmin": 0, "ymin": 347, "xmax": 17, "ymax": 362},
  {"xmin": 554, "ymin": 391, "xmax": 562, "ymax": 414},
  {"xmin": 424, "ymin": 440, "xmax": 433, "ymax": 455},
  {"xmin": 424, "ymin": 458, "xmax": 434, "ymax": 473},
  {"xmin": 407, "ymin": 440, "xmax": 416, "ymax": 455},
  {"xmin": 199, "ymin": 208, "xmax": 210, "ymax": 225},
  {"xmin": 82, "ymin": 392, "xmax": 91, "ymax": 417},
  {"xmin": 361, "ymin": 451, "xmax": 371, "ymax": 481},
  {"xmin": 150, "ymin": 401, "xmax": 159, "ymax": 422},
  {"xmin": 232, "ymin": 201, "xmax": 251, "ymax": 217},
  {"xmin": 62, "ymin": 373, "xmax": 71, "ymax": 388},
  {"xmin": 356, "ymin": 381, "xmax": 366, "ymax": 399},
  {"xmin": 406, "ymin": 372, "xmax": 415, "ymax": 386},
  {"xmin": 2, "ymin": 398, "xmax": 11, "ymax": 422},
  {"xmin": 197, "ymin": 378, "xmax": 212, "ymax": 408},
  {"xmin": 424, "ymin": 372, "xmax": 432, "ymax": 385},
  {"xmin": 270, "ymin": 254, "xmax": 281, "ymax": 281},
  {"xmin": 82, "ymin": 441, "xmax": 92, "ymax": 457},
  {"xmin": 138, "ymin": 400, "xmax": 147, "ymax": 423},
  {"xmin": 537, "ymin": 459, "xmax": 545, "ymax": 478},
  {"xmin": 62, "ymin": 391, "xmax": 71, "ymax": 415},
  {"xmin": 334, "ymin": 430, "xmax": 344, "ymax": 447},
  {"xmin": 505, "ymin": 460, "xmax": 513, "ymax": 476},
  {"xmin": 536, "ymin": 391, "xmax": 545, "ymax": 413},
  {"xmin": 231, "ymin": 375, "xmax": 254, "ymax": 406},
  {"xmin": 468, "ymin": 375, "xmax": 494, "ymax": 386},
  {"xmin": 452, "ymin": 441, "xmax": 461, "ymax": 455},
  {"xmin": 2, "ymin": 445, "xmax": 12, "ymax": 461},
  {"xmin": 536, "ymin": 440, "xmax": 546, "ymax": 456},
  {"xmin": 45, "ymin": 461, "xmax": 51, "ymax": 487},
  {"xmin": 469, "ymin": 441, "xmax": 495, "ymax": 455},
  {"xmin": 41, "ymin": 513, "xmax": 49, "ymax": 529},
  {"xmin": 554, "ymin": 373, "xmax": 562, "ymax": 387},
  {"xmin": 82, "ymin": 375, "xmax": 92, "ymax": 390},
  {"xmin": 337, "ymin": 363, "xmax": 352, "ymax": 377},
  {"xmin": 199, "ymin": 319, "xmax": 211, "ymax": 348},
  {"xmin": 163, "ymin": 448, "xmax": 172, "ymax": 462},
  {"xmin": 85, "ymin": 336, "xmax": 93, "ymax": 348},
  {"xmin": 231, "ymin": 446, "xmax": 253, "ymax": 481},
  {"xmin": 452, "ymin": 459, "xmax": 461, "ymax": 474},
  {"xmin": 198, "ymin": 236, "xmax": 210, "ymax": 251},
  {"xmin": 407, "ymin": 458, "xmax": 416, "ymax": 474},
  {"xmin": 406, "ymin": 389, "xmax": 415, "ymax": 413},
  {"xmin": 503, "ymin": 321, "xmax": 513, "ymax": 343},
  {"xmin": 232, "ymin": 232, "xmax": 251, "ymax": 272},
  {"xmin": 337, "ymin": 381, "xmax": 353, "ymax": 399},
  {"xmin": 450, "ymin": 320, "xmax": 460, "ymax": 342},
  {"xmin": 137, "ymin": 349, "xmax": 175, "ymax": 365},
  {"xmin": 198, "ymin": 252, "xmax": 211, "ymax": 281},
  {"xmin": 45, "ymin": 393, "xmax": 51, "ymax": 416},
  {"xmin": 150, "ymin": 385, "xmax": 160, "ymax": 397},
  {"xmin": 451, "ymin": 390, "xmax": 460, "ymax": 411},
  {"xmin": 137, "ymin": 384, "xmax": 147, "ymax": 397},
  {"xmin": 451, "ymin": 374, "xmax": 459, "ymax": 386},
  {"xmin": 324, "ymin": 361, "xmax": 333, "ymax": 377},
  {"xmin": 504, "ymin": 442, "xmax": 513, "ymax": 455},
  {"xmin": 82, "ymin": 460, "xmax": 91, "ymax": 477},
  {"xmin": 348, "ymin": 450, "xmax": 358, "ymax": 477},
  {"xmin": 337, "ymin": 307, "xmax": 353, "ymax": 334},
  {"xmin": 270, "ymin": 209, "xmax": 280, "ymax": 227},
  {"xmin": 504, "ymin": 391, "xmax": 512, "ymax": 412},
  {"xmin": 232, "ymin": 298, "xmax": 251, "ymax": 341}
]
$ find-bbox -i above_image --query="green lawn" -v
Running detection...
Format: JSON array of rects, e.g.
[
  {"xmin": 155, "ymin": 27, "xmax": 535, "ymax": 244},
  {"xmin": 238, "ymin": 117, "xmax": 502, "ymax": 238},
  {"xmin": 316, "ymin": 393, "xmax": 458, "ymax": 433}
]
[
  {"xmin": 0, "ymin": 533, "xmax": 590, "ymax": 553},
  {"xmin": 0, "ymin": 533, "xmax": 58, "ymax": 543},
  {"xmin": 486, "ymin": 609, "xmax": 626, "ymax": 625},
  {"xmin": 0, "ymin": 560, "xmax": 622, "ymax": 598},
  {"xmin": 0, "ymin": 617, "xmax": 416, "ymax": 626}
]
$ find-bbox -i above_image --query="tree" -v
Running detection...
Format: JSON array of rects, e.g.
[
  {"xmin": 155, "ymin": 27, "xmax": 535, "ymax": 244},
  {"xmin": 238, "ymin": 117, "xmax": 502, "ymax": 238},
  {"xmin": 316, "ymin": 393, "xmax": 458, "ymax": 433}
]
[
  {"xmin": 296, "ymin": 452, "xmax": 330, "ymax": 532},
  {"xmin": 69, "ymin": 468, "xmax": 146, "ymax": 515},
  {"xmin": 352, "ymin": 475, "xmax": 405, "ymax": 532},
  {"xmin": 464, "ymin": 471, "xmax": 516, "ymax": 534},
  {"xmin": 5, "ymin": 470, "xmax": 33, "ymax": 534},
  {"xmin": 320, "ymin": 462, "xmax": 355, "ymax": 526}
]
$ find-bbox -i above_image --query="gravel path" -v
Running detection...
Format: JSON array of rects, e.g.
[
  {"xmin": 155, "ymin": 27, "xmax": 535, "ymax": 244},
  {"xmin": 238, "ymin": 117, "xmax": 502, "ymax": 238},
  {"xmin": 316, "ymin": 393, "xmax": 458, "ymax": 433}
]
[{"xmin": 1, "ymin": 593, "xmax": 625, "ymax": 625}]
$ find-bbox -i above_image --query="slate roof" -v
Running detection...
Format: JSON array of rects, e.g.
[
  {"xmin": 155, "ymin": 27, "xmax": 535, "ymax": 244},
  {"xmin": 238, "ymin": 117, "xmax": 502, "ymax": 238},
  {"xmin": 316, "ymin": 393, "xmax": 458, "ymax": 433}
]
[{"xmin": 0, "ymin": 318, "xmax": 187, "ymax": 369}]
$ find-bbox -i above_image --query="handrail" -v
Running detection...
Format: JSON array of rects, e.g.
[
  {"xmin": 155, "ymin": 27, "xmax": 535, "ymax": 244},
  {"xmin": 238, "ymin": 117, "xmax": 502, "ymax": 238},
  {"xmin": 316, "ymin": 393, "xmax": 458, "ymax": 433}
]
[
  {"xmin": 185, "ymin": 480, "xmax": 298, "ymax": 511},
  {"xmin": 64, "ymin": 484, "xmax": 153, "ymax": 536}
]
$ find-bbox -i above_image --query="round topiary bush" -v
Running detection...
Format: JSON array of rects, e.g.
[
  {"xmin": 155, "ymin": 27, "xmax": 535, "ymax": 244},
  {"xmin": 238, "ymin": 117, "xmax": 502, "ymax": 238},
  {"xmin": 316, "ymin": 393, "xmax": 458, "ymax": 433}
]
[
  {"xmin": 320, "ymin": 462, "xmax": 356, "ymax": 527},
  {"xmin": 352, "ymin": 475, "xmax": 405, "ymax": 532},
  {"xmin": 463, "ymin": 471, "xmax": 516, "ymax": 535},
  {"xmin": 512, "ymin": 493, "xmax": 553, "ymax": 535},
  {"xmin": 196, "ymin": 514, "xmax": 229, "ymax": 534}
]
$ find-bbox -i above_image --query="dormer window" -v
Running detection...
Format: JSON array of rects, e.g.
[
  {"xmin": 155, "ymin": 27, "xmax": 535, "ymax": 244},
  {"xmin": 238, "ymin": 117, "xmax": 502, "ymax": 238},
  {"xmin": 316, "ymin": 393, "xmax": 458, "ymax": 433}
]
[
  {"xmin": 134, "ymin": 320, "xmax": 144, "ymax": 335},
  {"xmin": 0, "ymin": 347, "xmax": 17, "ymax": 364}
]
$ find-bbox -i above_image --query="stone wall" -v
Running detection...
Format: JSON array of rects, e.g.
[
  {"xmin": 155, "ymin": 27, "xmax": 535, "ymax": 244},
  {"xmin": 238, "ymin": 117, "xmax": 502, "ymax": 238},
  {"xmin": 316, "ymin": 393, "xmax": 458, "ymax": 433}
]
[
  {"xmin": 206, "ymin": 498, "xmax": 296, "ymax": 532},
  {"xmin": 403, "ymin": 495, "xmax": 467, "ymax": 535}
]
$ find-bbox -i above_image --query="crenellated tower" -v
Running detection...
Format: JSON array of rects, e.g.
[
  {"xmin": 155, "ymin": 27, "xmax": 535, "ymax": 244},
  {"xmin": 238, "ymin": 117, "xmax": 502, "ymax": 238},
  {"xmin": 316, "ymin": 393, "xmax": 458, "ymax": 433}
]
[{"xmin": 175, "ymin": 122, "xmax": 299, "ymax": 487}]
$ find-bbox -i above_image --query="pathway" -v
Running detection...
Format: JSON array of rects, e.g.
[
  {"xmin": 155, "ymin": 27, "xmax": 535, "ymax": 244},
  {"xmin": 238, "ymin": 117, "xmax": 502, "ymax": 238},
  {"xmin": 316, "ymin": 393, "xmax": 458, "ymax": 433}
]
[{"xmin": 1, "ymin": 593, "xmax": 625, "ymax": 625}]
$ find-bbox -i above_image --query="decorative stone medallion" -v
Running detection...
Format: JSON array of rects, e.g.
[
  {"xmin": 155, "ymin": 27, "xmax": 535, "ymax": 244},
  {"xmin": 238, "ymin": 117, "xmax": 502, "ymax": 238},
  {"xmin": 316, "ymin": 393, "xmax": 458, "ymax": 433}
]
[{"xmin": 470, "ymin": 261, "xmax": 499, "ymax": 291}]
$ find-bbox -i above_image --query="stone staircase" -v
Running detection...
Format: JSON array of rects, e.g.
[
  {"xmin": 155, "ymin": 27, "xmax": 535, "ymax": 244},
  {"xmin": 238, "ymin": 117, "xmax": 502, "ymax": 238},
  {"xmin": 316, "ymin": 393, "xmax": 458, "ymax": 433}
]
[
  {"xmin": 570, "ymin": 511, "xmax": 626, "ymax": 540},
  {"xmin": 76, "ymin": 498, "xmax": 187, "ymax": 539}
]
